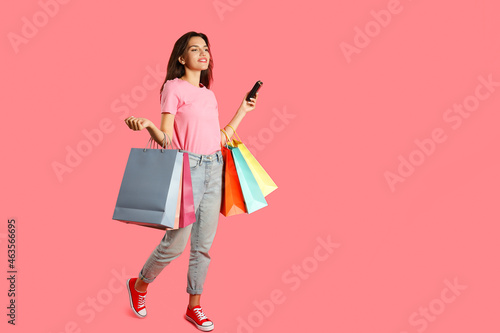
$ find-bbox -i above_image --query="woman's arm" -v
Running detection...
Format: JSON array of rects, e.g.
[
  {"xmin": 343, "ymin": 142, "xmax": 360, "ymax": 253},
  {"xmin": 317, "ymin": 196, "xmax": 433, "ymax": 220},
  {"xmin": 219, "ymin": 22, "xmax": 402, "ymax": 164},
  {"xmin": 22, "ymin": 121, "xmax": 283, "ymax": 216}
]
[
  {"xmin": 124, "ymin": 113, "xmax": 175, "ymax": 147},
  {"xmin": 221, "ymin": 93, "xmax": 258, "ymax": 145}
]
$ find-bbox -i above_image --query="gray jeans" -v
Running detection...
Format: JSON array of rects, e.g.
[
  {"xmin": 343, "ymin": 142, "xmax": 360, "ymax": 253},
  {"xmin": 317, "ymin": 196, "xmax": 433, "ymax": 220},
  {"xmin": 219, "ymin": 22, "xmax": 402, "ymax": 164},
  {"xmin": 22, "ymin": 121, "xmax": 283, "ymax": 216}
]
[{"xmin": 139, "ymin": 150, "xmax": 223, "ymax": 295}]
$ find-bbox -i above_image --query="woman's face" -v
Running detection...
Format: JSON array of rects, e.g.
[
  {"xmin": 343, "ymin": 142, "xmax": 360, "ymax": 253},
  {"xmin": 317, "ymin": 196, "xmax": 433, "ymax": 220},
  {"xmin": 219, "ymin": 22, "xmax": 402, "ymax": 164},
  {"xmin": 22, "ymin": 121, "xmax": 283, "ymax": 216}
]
[{"xmin": 179, "ymin": 36, "xmax": 210, "ymax": 71}]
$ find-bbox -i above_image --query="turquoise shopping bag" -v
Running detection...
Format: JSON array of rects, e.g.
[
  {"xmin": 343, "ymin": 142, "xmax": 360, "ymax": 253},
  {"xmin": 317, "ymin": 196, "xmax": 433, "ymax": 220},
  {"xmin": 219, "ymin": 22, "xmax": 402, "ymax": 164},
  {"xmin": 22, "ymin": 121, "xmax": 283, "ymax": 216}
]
[{"xmin": 230, "ymin": 146, "xmax": 268, "ymax": 214}]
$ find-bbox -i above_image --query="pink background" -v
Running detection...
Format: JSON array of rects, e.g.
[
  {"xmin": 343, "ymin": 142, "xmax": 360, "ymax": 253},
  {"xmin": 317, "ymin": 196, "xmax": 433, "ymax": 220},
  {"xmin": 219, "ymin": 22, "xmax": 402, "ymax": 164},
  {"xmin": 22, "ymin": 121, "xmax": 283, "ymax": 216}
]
[{"xmin": 2, "ymin": 0, "xmax": 499, "ymax": 332}]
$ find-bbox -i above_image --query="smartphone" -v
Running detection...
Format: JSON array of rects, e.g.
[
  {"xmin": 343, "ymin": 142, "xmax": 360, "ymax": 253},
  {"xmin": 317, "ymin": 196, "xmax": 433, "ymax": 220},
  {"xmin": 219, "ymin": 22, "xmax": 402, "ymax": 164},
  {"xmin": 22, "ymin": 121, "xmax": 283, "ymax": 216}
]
[{"xmin": 246, "ymin": 80, "xmax": 263, "ymax": 101}]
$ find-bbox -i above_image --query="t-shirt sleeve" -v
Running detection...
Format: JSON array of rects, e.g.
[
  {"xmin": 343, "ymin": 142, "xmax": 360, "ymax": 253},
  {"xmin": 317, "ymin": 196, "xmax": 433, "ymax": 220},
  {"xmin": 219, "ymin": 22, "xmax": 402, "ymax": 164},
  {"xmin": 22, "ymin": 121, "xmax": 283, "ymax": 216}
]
[{"xmin": 160, "ymin": 82, "xmax": 180, "ymax": 115}]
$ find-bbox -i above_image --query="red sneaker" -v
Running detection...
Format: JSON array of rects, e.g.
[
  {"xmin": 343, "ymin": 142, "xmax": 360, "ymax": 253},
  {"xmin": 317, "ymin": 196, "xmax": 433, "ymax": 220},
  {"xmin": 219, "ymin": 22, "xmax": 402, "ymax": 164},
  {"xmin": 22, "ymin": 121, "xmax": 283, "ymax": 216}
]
[
  {"xmin": 185, "ymin": 305, "xmax": 214, "ymax": 331},
  {"xmin": 127, "ymin": 278, "xmax": 147, "ymax": 318}
]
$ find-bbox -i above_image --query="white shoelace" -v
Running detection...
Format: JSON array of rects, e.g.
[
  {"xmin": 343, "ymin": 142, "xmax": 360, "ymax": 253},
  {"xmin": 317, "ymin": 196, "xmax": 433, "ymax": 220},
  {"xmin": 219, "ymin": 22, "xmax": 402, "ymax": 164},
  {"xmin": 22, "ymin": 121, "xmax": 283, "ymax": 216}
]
[
  {"xmin": 137, "ymin": 294, "xmax": 146, "ymax": 309},
  {"xmin": 193, "ymin": 307, "xmax": 208, "ymax": 321}
]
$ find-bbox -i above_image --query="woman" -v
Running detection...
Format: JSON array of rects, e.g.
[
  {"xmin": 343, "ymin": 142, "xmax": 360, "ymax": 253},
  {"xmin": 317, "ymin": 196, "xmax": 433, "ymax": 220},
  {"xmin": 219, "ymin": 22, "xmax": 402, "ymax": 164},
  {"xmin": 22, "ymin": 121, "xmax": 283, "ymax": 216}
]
[{"xmin": 123, "ymin": 31, "xmax": 257, "ymax": 332}]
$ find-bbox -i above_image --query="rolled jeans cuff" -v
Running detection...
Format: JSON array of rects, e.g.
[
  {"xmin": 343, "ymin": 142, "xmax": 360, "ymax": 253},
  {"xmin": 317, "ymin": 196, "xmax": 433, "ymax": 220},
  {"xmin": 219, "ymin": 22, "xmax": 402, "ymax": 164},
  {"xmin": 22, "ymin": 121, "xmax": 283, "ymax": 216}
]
[
  {"xmin": 187, "ymin": 287, "xmax": 203, "ymax": 295},
  {"xmin": 138, "ymin": 271, "xmax": 155, "ymax": 284}
]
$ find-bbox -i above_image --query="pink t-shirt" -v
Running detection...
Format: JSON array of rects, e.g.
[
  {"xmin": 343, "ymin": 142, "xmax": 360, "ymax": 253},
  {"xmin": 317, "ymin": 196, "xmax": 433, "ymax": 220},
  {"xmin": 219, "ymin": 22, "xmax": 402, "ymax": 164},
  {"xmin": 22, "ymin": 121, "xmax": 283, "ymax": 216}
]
[{"xmin": 160, "ymin": 78, "xmax": 221, "ymax": 155}]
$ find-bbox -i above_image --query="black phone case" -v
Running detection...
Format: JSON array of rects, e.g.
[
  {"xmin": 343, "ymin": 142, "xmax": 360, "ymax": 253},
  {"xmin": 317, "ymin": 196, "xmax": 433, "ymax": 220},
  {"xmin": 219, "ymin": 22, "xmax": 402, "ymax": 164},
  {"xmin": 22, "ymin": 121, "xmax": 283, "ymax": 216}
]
[{"xmin": 246, "ymin": 81, "xmax": 263, "ymax": 101}]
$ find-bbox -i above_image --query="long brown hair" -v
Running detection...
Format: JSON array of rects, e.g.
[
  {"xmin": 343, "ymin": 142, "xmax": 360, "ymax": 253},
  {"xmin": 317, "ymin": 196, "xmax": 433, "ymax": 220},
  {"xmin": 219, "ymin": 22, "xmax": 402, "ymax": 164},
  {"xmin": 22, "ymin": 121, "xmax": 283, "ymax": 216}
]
[{"xmin": 160, "ymin": 31, "xmax": 214, "ymax": 96}]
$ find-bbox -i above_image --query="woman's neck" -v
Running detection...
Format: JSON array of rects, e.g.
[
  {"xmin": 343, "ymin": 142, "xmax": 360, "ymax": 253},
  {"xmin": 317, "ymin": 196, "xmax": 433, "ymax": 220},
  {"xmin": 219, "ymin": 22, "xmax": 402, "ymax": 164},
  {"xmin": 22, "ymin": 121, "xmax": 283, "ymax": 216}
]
[{"xmin": 181, "ymin": 68, "xmax": 202, "ymax": 87}]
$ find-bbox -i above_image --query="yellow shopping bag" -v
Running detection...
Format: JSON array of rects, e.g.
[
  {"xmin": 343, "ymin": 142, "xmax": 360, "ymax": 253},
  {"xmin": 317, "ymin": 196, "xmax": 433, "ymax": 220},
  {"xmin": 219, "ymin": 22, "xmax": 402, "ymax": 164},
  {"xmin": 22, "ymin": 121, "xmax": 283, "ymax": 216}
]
[{"xmin": 228, "ymin": 130, "xmax": 278, "ymax": 197}]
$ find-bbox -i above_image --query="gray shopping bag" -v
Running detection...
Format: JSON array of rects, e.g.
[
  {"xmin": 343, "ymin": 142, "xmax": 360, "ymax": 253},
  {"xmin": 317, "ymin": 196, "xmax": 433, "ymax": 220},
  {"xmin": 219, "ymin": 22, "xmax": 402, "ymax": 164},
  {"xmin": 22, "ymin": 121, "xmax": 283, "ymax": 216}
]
[{"xmin": 113, "ymin": 139, "xmax": 183, "ymax": 230}]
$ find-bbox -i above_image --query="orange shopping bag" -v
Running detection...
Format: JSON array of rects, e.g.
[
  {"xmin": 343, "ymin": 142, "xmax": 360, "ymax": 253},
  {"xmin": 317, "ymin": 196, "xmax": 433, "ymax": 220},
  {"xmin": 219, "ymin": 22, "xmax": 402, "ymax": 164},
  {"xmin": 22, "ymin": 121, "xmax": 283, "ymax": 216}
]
[{"xmin": 220, "ymin": 145, "xmax": 247, "ymax": 216}]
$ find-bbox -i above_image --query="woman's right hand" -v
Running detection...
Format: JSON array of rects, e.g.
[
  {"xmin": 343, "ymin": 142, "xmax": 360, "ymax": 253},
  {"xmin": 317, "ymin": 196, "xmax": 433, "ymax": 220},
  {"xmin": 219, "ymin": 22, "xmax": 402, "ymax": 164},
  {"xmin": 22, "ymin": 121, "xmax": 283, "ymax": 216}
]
[{"xmin": 124, "ymin": 116, "xmax": 152, "ymax": 131}]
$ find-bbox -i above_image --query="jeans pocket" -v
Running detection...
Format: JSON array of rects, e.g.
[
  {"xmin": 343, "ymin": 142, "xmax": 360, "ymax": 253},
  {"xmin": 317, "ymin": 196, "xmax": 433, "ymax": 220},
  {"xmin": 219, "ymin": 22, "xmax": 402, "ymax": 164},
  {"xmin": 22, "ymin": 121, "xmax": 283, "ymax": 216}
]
[{"xmin": 189, "ymin": 156, "xmax": 200, "ymax": 170}]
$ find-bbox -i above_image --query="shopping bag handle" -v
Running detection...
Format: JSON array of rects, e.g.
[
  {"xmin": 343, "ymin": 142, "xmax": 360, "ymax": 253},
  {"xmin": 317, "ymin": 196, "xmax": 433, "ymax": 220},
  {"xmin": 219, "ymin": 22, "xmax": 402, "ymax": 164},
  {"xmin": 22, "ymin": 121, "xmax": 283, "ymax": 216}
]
[
  {"xmin": 144, "ymin": 132, "xmax": 172, "ymax": 152},
  {"xmin": 220, "ymin": 129, "xmax": 233, "ymax": 148},
  {"xmin": 226, "ymin": 125, "xmax": 242, "ymax": 142}
]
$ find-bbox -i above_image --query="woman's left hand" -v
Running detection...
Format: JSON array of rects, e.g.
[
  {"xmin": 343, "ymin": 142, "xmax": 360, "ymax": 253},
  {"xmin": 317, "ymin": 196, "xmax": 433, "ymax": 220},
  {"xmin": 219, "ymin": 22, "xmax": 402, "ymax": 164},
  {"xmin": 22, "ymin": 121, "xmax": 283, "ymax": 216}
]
[{"xmin": 239, "ymin": 92, "xmax": 258, "ymax": 113}]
